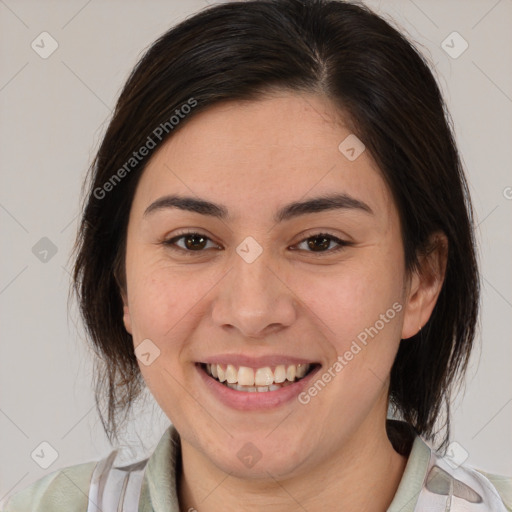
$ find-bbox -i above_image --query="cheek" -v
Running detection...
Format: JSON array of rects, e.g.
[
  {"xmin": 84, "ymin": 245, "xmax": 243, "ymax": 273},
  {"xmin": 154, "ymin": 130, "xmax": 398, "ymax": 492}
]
[
  {"xmin": 294, "ymin": 256, "xmax": 404, "ymax": 353},
  {"xmin": 125, "ymin": 255, "xmax": 225, "ymax": 356},
  {"xmin": 128, "ymin": 275, "xmax": 200, "ymax": 352},
  {"xmin": 291, "ymin": 262, "xmax": 404, "ymax": 424},
  {"xmin": 127, "ymin": 265, "xmax": 211, "ymax": 415},
  {"xmin": 128, "ymin": 275, "xmax": 178, "ymax": 341},
  {"xmin": 125, "ymin": 243, "xmax": 191, "ymax": 336}
]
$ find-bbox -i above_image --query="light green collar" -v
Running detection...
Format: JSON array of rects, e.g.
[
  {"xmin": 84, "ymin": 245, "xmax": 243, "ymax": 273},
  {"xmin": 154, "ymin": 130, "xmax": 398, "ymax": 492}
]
[{"xmin": 387, "ymin": 433, "xmax": 432, "ymax": 511}]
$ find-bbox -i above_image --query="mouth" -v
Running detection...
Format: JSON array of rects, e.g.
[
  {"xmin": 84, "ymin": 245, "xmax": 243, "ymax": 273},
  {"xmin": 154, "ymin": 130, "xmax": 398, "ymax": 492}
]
[{"xmin": 198, "ymin": 362, "xmax": 320, "ymax": 393}]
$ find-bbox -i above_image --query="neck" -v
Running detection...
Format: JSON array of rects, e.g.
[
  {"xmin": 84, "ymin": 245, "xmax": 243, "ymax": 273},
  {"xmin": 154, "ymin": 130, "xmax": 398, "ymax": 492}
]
[{"xmin": 177, "ymin": 417, "xmax": 409, "ymax": 512}]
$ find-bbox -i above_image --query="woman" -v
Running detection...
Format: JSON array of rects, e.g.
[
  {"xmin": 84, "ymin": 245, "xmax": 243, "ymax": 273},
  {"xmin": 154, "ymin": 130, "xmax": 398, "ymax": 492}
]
[{"xmin": 3, "ymin": 0, "xmax": 510, "ymax": 511}]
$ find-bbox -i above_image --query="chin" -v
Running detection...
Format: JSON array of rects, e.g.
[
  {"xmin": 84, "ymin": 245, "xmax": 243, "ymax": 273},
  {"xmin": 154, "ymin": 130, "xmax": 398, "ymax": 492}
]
[{"xmin": 202, "ymin": 436, "xmax": 311, "ymax": 481}]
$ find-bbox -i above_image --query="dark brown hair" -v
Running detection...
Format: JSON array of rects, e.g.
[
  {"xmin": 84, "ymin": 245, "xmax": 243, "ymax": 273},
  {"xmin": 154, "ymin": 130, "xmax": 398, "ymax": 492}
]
[{"xmin": 72, "ymin": 0, "xmax": 479, "ymax": 450}]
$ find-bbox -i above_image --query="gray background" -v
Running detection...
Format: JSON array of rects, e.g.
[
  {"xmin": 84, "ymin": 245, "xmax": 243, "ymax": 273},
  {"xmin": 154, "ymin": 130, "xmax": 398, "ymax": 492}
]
[{"xmin": 1, "ymin": 0, "xmax": 511, "ymax": 504}]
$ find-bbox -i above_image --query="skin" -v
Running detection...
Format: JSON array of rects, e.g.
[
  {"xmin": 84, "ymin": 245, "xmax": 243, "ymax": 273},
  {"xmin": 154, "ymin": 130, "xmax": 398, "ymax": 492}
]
[{"xmin": 121, "ymin": 92, "xmax": 447, "ymax": 511}]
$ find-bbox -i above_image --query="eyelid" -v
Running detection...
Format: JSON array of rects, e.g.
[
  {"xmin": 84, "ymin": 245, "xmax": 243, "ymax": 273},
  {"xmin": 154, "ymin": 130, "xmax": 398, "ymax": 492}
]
[
  {"xmin": 289, "ymin": 231, "xmax": 350, "ymax": 255},
  {"xmin": 163, "ymin": 229, "xmax": 222, "ymax": 253},
  {"xmin": 290, "ymin": 227, "xmax": 352, "ymax": 246}
]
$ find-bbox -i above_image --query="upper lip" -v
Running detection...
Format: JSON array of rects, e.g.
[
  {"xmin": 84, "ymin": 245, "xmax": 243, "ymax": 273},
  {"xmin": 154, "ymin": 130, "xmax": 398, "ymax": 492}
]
[{"xmin": 199, "ymin": 354, "xmax": 319, "ymax": 368}]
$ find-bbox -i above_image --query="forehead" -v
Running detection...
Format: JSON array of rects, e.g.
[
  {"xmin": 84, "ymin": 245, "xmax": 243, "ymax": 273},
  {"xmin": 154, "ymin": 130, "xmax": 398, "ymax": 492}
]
[{"xmin": 132, "ymin": 92, "xmax": 394, "ymax": 224}]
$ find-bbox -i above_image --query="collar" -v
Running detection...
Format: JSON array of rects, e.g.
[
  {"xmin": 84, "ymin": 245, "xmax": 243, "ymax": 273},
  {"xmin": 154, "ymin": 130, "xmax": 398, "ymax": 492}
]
[
  {"xmin": 142, "ymin": 424, "xmax": 182, "ymax": 512},
  {"xmin": 387, "ymin": 424, "xmax": 432, "ymax": 511}
]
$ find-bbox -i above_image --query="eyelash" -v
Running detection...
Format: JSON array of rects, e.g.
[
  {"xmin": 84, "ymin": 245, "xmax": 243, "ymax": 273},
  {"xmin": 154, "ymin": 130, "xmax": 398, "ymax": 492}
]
[{"xmin": 161, "ymin": 230, "xmax": 351, "ymax": 256}]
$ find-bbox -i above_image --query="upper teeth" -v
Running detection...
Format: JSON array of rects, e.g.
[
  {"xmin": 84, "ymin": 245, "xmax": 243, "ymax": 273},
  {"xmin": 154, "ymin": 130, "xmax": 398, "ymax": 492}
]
[{"xmin": 206, "ymin": 363, "xmax": 310, "ymax": 386}]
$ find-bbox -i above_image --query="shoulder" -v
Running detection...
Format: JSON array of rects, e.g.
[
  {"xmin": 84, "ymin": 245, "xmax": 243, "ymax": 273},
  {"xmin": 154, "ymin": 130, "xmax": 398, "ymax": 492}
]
[
  {"xmin": 387, "ymin": 422, "xmax": 512, "ymax": 512},
  {"xmin": 1, "ymin": 460, "xmax": 98, "ymax": 512},
  {"xmin": 425, "ymin": 449, "xmax": 512, "ymax": 511},
  {"xmin": 1, "ymin": 429, "xmax": 170, "ymax": 512},
  {"xmin": 475, "ymin": 470, "xmax": 512, "ymax": 511}
]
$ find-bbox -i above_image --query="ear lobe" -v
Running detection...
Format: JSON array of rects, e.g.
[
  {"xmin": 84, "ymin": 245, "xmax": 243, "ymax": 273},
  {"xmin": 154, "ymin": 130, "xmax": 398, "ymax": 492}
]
[{"xmin": 401, "ymin": 232, "xmax": 448, "ymax": 340}]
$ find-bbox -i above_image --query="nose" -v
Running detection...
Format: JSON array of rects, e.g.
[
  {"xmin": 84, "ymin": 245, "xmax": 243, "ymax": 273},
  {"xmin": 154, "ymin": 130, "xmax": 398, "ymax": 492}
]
[{"xmin": 211, "ymin": 250, "xmax": 297, "ymax": 339}]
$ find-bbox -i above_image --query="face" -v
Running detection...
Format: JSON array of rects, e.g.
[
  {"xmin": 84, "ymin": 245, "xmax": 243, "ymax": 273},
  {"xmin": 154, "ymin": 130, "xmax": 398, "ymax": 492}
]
[{"xmin": 121, "ymin": 92, "xmax": 428, "ymax": 479}]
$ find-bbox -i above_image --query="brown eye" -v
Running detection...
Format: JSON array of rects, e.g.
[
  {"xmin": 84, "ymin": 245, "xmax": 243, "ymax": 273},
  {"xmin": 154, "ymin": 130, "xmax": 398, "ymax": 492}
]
[
  {"xmin": 307, "ymin": 235, "xmax": 332, "ymax": 252},
  {"xmin": 163, "ymin": 232, "xmax": 219, "ymax": 253},
  {"xmin": 182, "ymin": 233, "xmax": 208, "ymax": 250},
  {"xmin": 294, "ymin": 233, "xmax": 349, "ymax": 254}
]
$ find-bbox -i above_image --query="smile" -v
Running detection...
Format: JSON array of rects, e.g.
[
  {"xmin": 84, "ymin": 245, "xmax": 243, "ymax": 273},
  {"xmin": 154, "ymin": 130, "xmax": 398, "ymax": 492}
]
[{"xmin": 203, "ymin": 362, "xmax": 315, "ymax": 392}]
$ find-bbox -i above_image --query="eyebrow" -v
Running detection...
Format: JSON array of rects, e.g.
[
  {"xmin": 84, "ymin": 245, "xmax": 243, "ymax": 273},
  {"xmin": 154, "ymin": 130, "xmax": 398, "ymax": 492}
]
[{"xmin": 143, "ymin": 193, "xmax": 373, "ymax": 222}]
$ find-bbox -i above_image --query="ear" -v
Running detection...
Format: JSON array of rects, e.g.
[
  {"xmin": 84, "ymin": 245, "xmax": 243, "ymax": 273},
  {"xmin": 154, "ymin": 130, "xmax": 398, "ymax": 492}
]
[
  {"xmin": 114, "ymin": 261, "xmax": 132, "ymax": 335},
  {"xmin": 401, "ymin": 232, "xmax": 448, "ymax": 340},
  {"xmin": 119, "ymin": 287, "xmax": 133, "ymax": 335}
]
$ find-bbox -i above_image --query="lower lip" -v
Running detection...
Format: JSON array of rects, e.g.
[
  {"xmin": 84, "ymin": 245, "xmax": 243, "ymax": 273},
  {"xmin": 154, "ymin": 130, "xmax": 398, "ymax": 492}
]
[{"xmin": 196, "ymin": 363, "xmax": 321, "ymax": 411}]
